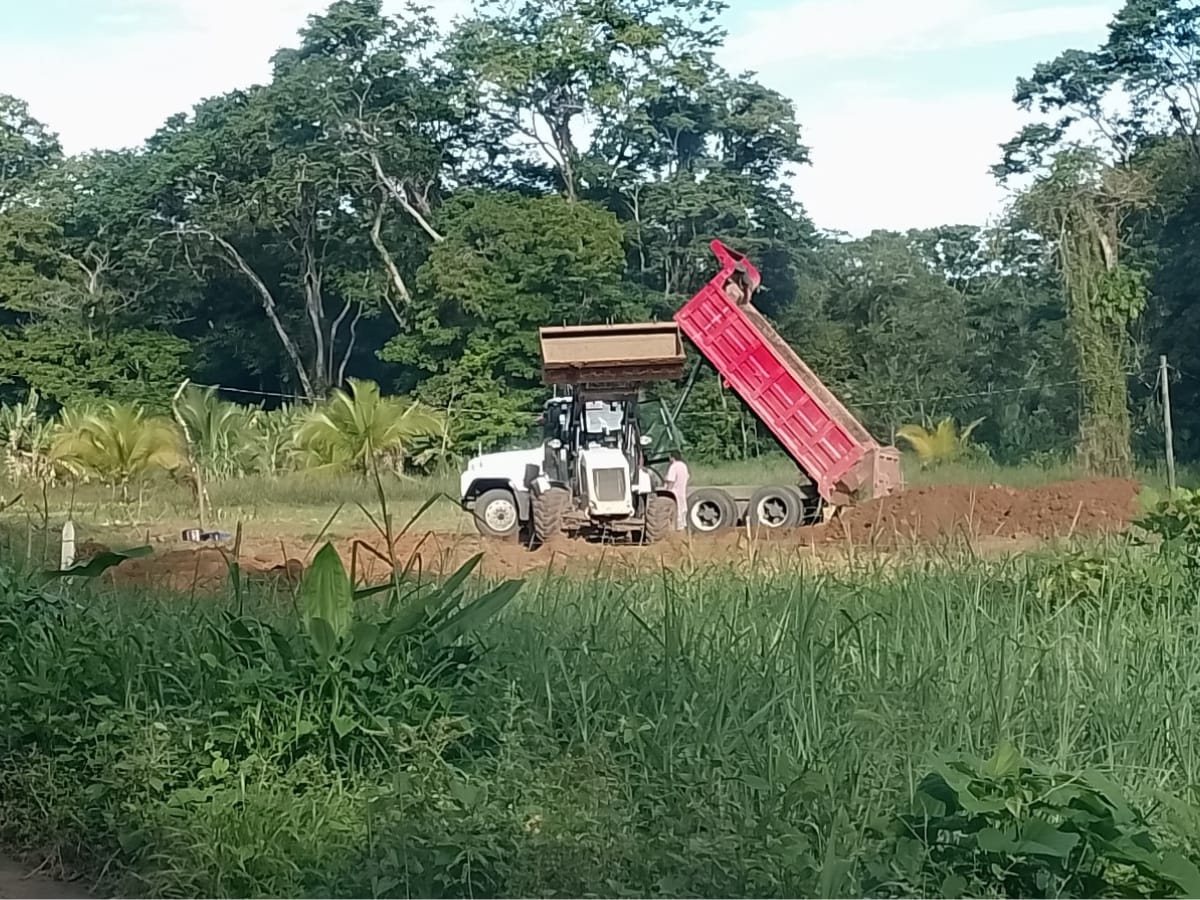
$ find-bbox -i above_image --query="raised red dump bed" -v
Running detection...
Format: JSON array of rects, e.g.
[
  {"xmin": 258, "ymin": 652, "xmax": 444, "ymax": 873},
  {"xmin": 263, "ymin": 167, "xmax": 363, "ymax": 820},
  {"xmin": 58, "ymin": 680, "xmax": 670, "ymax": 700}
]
[{"xmin": 674, "ymin": 240, "xmax": 902, "ymax": 503}]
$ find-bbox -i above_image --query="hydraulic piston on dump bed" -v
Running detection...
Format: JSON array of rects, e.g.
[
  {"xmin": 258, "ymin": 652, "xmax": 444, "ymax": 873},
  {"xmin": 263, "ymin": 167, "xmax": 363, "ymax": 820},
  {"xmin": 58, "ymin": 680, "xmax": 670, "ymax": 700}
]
[{"xmin": 459, "ymin": 240, "xmax": 902, "ymax": 541}]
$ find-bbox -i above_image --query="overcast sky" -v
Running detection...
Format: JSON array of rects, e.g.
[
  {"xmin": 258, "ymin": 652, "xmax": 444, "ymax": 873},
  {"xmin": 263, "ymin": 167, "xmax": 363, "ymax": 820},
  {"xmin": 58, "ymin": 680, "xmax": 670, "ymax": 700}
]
[{"xmin": 1, "ymin": 0, "xmax": 1121, "ymax": 236}]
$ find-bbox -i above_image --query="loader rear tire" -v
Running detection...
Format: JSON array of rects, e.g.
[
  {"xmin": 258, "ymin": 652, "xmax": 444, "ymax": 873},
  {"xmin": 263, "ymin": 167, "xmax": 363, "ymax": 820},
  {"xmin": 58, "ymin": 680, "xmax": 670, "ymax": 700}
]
[
  {"xmin": 531, "ymin": 486, "xmax": 570, "ymax": 546},
  {"xmin": 643, "ymin": 492, "xmax": 677, "ymax": 544}
]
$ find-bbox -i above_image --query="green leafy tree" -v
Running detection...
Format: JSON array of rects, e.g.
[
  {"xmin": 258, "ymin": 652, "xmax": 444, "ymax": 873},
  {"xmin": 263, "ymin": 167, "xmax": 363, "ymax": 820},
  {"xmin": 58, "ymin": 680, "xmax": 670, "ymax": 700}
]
[
  {"xmin": 0, "ymin": 94, "xmax": 61, "ymax": 210},
  {"xmin": 0, "ymin": 95, "xmax": 66, "ymax": 347},
  {"xmin": 1017, "ymin": 151, "xmax": 1153, "ymax": 476},
  {"xmin": 906, "ymin": 224, "xmax": 1075, "ymax": 462},
  {"xmin": 780, "ymin": 231, "xmax": 973, "ymax": 441},
  {"xmin": 449, "ymin": 0, "xmax": 728, "ymax": 200},
  {"xmin": 146, "ymin": 2, "xmax": 466, "ymax": 398},
  {"xmin": 996, "ymin": 0, "xmax": 1200, "ymax": 178},
  {"xmin": 0, "ymin": 323, "xmax": 187, "ymax": 410},
  {"xmin": 995, "ymin": 0, "xmax": 1200, "ymax": 465},
  {"xmin": 384, "ymin": 190, "xmax": 642, "ymax": 447}
]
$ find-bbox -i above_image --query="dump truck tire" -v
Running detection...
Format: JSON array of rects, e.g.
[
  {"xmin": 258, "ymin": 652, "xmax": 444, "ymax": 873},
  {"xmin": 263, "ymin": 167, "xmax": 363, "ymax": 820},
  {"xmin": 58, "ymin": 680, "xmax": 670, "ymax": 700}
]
[
  {"xmin": 531, "ymin": 486, "xmax": 569, "ymax": 545},
  {"xmin": 473, "ymin": 488, "xmax": 521, "ymax": 540},
  {"xmin": 747, "ymin": 485, "xmax": 803, "ymax": 530},
  {"xmin": 687, "ymin": 488, "xmax": 737, "ymax": 533},
  {"xmin": 643, "ymin": 492, "xmax": 676, "ymax": 543}
]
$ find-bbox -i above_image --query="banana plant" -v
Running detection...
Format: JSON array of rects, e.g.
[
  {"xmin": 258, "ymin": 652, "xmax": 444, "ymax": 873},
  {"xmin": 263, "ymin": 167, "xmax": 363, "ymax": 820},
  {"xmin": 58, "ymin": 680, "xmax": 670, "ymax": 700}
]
[
  {"xmin": 297, "ymin": 540, "xmax": 521, "ymax": 740},
  {"xmin": 897, "ymin": 416, "xmax": 986, "ymax": 468},
  {"xmin": 300, "ymin": 541, "xmax": 521, "ymax": 664},
  {"xmin": 0, "ymin": 389, "xmax": 57, "ymax": 482}
]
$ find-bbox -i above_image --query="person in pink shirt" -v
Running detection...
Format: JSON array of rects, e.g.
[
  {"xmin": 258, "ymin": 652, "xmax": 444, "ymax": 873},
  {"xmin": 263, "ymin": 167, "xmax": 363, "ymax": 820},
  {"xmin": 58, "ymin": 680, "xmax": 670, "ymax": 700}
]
[{"xmin": 664, "ymin": 450, "xmax": 690, "ymax": 531}]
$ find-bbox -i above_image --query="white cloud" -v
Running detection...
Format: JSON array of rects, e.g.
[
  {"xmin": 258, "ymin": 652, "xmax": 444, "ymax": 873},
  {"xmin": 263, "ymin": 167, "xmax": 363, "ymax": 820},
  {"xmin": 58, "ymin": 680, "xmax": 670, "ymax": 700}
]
[
  {"xmin": 0, "ymin": 0, "xmax": 1115, "ymax": 233},
  {"xmin": 789, "ymin": 85, "xmax": 1025, "ymax": 235},
  {"xmin": 717, "ymin": 0, "xmax": 1122, "ymax": 234},
  {"xmin": 4, "ymin": 3, "xmax": 312, "ymax": 152},
  {"xmin": 0, "ymin": 0, "xmax": 468, "ymax": 153},
  {"xmin": 725, "ymin": 0, "xmax": 1114, "ymax": 66}
]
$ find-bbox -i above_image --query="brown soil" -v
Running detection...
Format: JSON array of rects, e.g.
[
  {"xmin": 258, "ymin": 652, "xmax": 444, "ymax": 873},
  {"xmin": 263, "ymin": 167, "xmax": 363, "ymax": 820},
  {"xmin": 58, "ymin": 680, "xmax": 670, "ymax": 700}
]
[
  {"xmin": 79, "ymin": 477, "xmax": 1142, "ymax": 591},
  {"xmin": 0, "ymin": 856, "xmax": 89, "ymax": 899},
  {"xmin": 808, "ymin": 476, "xmax": 1140, "ymax": 548}
]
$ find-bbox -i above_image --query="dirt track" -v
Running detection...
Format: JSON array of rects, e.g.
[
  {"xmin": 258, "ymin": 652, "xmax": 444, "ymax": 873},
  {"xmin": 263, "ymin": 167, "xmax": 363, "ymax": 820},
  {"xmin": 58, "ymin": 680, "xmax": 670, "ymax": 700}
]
[
  {"xmin": 0, "ymin": 856, "xmax": 88, "ymax": 899},
  {"xmin": 77, "ymin": 478, "xmax": 1142, "ymax": 592}
]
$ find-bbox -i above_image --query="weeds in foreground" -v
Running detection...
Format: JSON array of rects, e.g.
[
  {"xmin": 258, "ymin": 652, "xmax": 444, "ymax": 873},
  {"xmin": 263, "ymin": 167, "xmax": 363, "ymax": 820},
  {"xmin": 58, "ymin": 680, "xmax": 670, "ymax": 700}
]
[
  {"xmin": 869, "ymin": 742, "xmax": 1200, "ymax": 897},
  {"xmin": 4, "ymin": 534, "xmax": 1200, "ymax": 897}
]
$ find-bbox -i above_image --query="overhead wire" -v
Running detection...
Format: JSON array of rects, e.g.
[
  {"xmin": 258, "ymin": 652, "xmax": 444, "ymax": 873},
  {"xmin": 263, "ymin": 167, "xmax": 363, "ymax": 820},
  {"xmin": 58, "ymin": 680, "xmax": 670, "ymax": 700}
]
[{"xmin": 191, "ymin": 367, "xmax": 1158, "ymax": 420}]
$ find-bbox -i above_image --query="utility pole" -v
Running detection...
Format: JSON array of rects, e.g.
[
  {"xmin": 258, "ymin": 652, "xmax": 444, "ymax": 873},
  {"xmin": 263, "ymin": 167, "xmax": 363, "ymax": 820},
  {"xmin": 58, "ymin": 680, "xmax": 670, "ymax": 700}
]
[{"xmin": 1160, "ymin": 355, "xmax": 1177, "ymax": 493}]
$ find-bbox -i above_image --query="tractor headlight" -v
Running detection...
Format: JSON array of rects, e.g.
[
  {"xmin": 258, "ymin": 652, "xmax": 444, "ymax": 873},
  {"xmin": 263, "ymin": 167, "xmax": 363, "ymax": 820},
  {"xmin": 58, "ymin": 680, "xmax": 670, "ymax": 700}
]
[
  {"xmin": 548, "ymin": 438, "xmax": 563, "ymax": 450},
  {"xmin": 639, "ymin": 434, "xmax": 652, "ymax": 447}
]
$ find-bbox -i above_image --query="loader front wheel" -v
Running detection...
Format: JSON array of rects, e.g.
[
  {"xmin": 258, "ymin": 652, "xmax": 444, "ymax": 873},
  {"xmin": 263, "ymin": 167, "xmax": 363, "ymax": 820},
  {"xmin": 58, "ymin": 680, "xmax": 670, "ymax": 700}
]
[
  {"xmin": 643, "ymin": 492, "xmax": 677, "ymax": 544},
  {"xmin": 531, "ymin": 486, "xmax": 570, "ymax": 546},
  {"xmin": 472, "ymin": 488, "xmax": 521, "ymax": 540}
]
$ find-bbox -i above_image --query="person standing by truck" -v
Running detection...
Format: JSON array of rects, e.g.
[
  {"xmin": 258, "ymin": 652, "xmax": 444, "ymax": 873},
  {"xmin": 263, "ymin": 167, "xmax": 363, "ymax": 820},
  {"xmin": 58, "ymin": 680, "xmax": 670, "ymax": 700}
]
[{"xmin": 664, "ymin": 450, "xmax": 690, "ymax": 531}]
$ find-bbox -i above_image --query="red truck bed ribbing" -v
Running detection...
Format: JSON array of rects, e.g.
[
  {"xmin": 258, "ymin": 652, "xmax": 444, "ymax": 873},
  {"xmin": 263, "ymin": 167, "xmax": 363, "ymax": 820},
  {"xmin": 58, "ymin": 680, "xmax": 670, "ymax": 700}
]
[{"xmin": 674, "ymin": 240, "xmax": 901, "ymax": 503}]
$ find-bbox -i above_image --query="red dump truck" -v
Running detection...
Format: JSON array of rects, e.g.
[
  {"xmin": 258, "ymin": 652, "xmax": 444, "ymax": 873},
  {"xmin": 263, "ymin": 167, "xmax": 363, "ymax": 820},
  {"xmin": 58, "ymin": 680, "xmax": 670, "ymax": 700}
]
[
  {"xmin": 671, "ymin": 240, "xmax": 902, "ymax": 530},
  {"xmin": 459, "ymin": 240, "xmax": 902, "ymax": 540}
]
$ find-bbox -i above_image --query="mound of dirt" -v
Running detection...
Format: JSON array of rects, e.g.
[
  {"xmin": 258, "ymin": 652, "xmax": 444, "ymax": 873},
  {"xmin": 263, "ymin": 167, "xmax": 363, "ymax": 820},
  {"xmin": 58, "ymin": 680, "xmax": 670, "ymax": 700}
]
[
  {"xmin": 812, "ymin": 477, "xmax": 1141, "ymax": 548},
  {"xmin": 72, "ymin": 477, "xmax": 1144, "ymax": 591},
  {"xmin": 75, "ymin": 544, "xmax": 306, "ymax": 594}
]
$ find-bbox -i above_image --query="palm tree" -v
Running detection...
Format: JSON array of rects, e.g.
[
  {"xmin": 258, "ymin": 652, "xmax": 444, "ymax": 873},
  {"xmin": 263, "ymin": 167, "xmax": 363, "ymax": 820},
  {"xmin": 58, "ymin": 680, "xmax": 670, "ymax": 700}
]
[
  {"xmin": 172, "ymin": 383, "xmax": 254, "ymax": 479},
  {"xmin": 897, "ymin": 416, "xmax": 985, "ymax": 469},
  {"xmin": 294, "ymin": 379, "xmax": 444, "ymax": 475},
  {"xmin": 253, "ymin": 402, "xmax": 305, "ymax": 475},
  {"xmin": 52, "ymin": 402, "xmax": 185, "ymax": 501}
]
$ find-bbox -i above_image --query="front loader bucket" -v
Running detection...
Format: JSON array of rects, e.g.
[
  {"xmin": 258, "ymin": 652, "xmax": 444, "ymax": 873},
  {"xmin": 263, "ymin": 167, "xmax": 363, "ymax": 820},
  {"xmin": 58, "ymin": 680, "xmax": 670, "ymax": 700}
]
[{"xmin": 540, "ymin": 322, "xmax": 686, "ymax": 386}]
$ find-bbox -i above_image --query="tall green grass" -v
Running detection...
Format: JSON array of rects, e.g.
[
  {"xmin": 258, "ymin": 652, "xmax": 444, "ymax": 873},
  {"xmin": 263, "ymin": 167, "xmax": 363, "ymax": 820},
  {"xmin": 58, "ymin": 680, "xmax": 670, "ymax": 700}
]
[{"xmin": 2, "ymin": 539, "xmax": 1198, "ymax": 897}]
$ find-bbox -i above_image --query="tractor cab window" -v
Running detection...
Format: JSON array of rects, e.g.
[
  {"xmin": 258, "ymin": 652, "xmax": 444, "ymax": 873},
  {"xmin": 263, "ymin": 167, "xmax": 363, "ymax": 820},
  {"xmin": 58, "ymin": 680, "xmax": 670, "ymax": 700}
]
[{"xmin": 583, "ymin": 402, "xmax": 624, "ymax": 447}]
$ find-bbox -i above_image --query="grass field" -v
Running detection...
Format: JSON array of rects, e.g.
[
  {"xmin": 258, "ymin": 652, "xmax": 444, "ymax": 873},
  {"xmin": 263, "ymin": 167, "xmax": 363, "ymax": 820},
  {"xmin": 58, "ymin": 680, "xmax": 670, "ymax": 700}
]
[{"xmin": 2, "ymin": 459, "xmax": 1200, "ymax": 897}]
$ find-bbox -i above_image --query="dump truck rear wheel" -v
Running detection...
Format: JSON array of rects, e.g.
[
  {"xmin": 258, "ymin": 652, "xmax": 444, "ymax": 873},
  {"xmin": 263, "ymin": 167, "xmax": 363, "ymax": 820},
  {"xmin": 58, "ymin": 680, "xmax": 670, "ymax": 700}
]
[
  {"xmin": 687, "ymin": 488, "xmax": 737, "ymax": 533},
  {"xmin": 643, "ymin": 492, "xmax": 676, "ymax": 543},
  {"xmin": 747, "ymin": 485, "xmax": 803, "ymax": 530},
  {"xmin": 531, "ymin": 486, "xmax": 570, "ymax": 545},
  {"xmin": 473, "ymin": 488, "xmax": 521, "ymax": 540}
]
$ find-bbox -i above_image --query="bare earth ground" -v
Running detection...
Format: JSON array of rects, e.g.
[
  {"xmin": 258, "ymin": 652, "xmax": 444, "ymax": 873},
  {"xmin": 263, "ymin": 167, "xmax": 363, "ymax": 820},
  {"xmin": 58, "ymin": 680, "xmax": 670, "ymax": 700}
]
[
  {"xmin": 68, "ymin": 477, "xmax": 1142, "ymax": 592},
  {"xmin": 0, "ymin": 857, "xmax": 88, "ymax": 899}
]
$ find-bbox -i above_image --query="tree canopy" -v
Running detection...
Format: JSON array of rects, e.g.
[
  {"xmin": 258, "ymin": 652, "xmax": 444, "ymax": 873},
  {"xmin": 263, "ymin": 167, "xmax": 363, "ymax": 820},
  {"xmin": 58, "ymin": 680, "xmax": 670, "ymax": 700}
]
[{"xmin": 2, "ymin": 0, "xmax": 1199, "ymax": 469}]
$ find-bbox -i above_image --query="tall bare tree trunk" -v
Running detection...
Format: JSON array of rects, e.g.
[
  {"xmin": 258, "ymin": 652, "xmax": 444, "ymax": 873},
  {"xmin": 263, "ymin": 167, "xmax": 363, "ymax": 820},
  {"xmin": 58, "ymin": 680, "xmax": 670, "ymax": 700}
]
[{"xmin": 180, "ymin": 227, "xmax": 316, "ymax": 399}]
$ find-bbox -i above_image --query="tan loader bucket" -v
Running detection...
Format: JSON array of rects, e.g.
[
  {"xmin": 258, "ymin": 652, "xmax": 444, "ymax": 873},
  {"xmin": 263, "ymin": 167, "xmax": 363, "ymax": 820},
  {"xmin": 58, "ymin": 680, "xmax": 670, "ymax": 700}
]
[{"xmin": 539, "ymin": 322, "xmax": 685, "ymax": 385}]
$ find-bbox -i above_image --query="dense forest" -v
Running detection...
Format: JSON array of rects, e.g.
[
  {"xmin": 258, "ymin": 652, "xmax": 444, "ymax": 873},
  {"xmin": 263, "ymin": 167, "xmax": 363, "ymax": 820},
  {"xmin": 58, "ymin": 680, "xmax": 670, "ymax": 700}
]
[{"xmin": 1, "ymin": 0, "xmax": 1198, "ymax": 471}]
